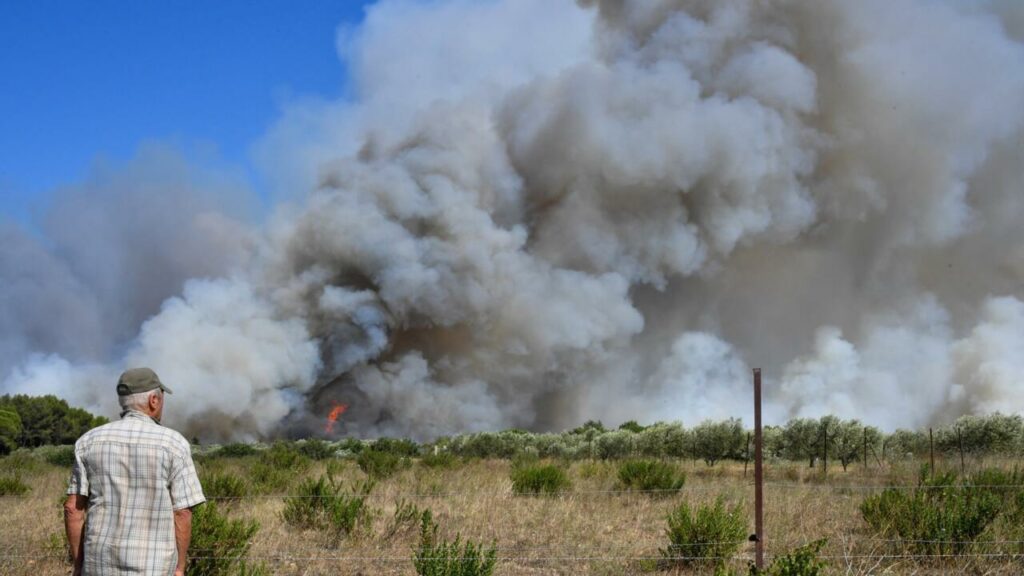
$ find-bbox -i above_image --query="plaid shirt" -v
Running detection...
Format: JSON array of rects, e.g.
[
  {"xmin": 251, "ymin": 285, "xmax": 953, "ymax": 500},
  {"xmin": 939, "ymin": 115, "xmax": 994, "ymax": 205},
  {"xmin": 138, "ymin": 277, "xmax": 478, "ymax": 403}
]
[{"xmin": 68, "ymin": 409, "xmax": 206, "ymax": 575}]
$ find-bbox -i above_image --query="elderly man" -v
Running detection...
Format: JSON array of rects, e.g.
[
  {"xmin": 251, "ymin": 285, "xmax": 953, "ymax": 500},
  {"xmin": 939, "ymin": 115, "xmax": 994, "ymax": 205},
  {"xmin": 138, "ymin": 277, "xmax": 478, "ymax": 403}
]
[{"xmin": 64, "ymin": 367, "xmax": 205, "ymax": 576}]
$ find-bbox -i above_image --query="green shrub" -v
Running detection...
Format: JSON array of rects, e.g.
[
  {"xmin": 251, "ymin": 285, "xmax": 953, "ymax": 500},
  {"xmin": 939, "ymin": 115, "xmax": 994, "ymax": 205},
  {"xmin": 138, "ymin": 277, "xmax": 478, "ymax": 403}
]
[
  {"xmin": 215, "ymin": 443, "xmax": 260, "ymax": 458},
  {"xmin": 384, "ymin": 498, "xmax": 423, "ymax": 540},
  {"xmin": 420, "ymin": 452, "xmax": 458, "ymax": 469},
  {"xmin": 357, "ymin": 450, "xmax": 408, "ymax": 480},
  {"xmin": 188, "ymin": 502, "xmax": 261, "ymax": 576},
  {"xmin": 661, "ymin": 498, "xmax": 746, "ymax": 569},
  {"xmin": 336, "ymin": 438, "xmax": 366, "ymax": 456},
  {"xmin": 38, "ymin": 445, "xmax": 76, "ymax": 468},
  {"xmin": 261, "ymin": 442, "xmax": 311, "ymax": 472},
  {"xmin": 201, "ymin": 470, "xmax": 249, "ymax": 503},
  {"xmin": 413, "ymin": 510, "xmax": 497, "ymax": 576},
  {"xmin": 297, "ymin": 439, "xmax": 336, "ymax": 460},
  {"xmin": 0, "ymin": 474, "xmax": 29, "ymax": 496},
  {"xmin": 372, "ymin": 437, "xmax": 421, "ymax": 457},
  {"xmin": 617, "ymin": 460, "xmax": 685, "ymax": 494},
  {"xmin": 0, "ymin": 450, "xmax": 43, "ymax": 476},
  {"xmin": 860, "ymin": 472, "xmax": 1002, "ymax": 555},
  {"xmin": 249, "ymin": 460, "xmax": 295, "ymax": 494},
  {"xmin": 510, "ymin": 463, "xmax": 571, "ymax": 495},
  {"xmin": 751, "ymin": 539, "xmax": 828, "ymax": 576},
  {"xmin": 281, "ymin": 476, "xmax": 373, "ymax": 539}
]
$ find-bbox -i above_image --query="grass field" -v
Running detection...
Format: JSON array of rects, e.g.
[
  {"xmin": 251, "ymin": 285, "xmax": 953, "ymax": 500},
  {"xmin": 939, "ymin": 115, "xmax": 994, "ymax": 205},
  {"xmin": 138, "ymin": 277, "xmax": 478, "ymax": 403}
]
[{"xmin": 2, "ymin": 451, "xmax": 1023, "ymax": 575}]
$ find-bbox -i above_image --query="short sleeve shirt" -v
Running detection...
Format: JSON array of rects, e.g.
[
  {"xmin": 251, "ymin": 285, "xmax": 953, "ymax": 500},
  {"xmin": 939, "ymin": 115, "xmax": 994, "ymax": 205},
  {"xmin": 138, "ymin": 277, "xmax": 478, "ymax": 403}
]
[{"xmin": 68, "ymin": 410, "xmax": 205, "ymax": 576}]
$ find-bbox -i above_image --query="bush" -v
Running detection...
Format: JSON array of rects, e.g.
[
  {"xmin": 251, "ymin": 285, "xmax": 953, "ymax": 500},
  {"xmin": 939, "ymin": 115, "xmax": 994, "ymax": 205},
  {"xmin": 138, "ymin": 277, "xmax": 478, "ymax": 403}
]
[
  {"xmin": 216, "ymin": 443, "xmax": 260, "ymax": 458},
  {"xmin": 661, "ymin": 497, "xmax": 746, "ymax": 569},
  {"xmin": 860, "ymin": 472, "xmax": 1002, "ymax": 555},
  {"xmin": 282, "ymin": 476, "xmax": 373, "ymax": 539},
  {"xmin": 384, "ymin": 498, "xmax": 423, "ymax": 540},
  {"xmin": 249, "ymin": 460, "xmax": 295, "ymax": 494},
  {"xmin": 296, "ymin": 439, "xmax": 336, "ymax": 460},
  {"xmin": 372, "ymin": 437, "xmax": 421, "ymax": 457},
  {"xmin": 39, "ymin": 445, "xmax": 76, "ymax": 468},
  {"xmin": 336, "ymin": 438, "xmax": 366, "ymax": 456},
  {"xmin": 200, "ymin": 470, "xmax": 249, "ymax": 503},
  {"xmin": 420, "ymin": 452, "xmax": 458, "ymax": 469},
  {"xmin": 617, "ymin": 460, "xmax": 685, "ymax": 494},
  {"xmin": 0, "ymin": 450, "xmax": 44, "ymax": 476},
  {"xmin": 188, "ymin": 502, "xmax": 261, "ymax": 576},
  {"xmin": 0, "ymin": 474, "xmax": 29, "ymax": 496},
  {"xmin": 413, "ymin": 509, "xmax": 497, "ymax": 576},
  {"xmin": 752, "ymin": 539, "xmax": 828, "ymax": 576},
  {"xmin": 510, "ymin": 463, "xmax": 571, "ymax": 495},
  {"xmin": 358, "ymin": 450, "xmax": 408, "ymax": 480},
  {"xmin": 261, "ymin": 442, "xmax": 310, "ymax": 472}
]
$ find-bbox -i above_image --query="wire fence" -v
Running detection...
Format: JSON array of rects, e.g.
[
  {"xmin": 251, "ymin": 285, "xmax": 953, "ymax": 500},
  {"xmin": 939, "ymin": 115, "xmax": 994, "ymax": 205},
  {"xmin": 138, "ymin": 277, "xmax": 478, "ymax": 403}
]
[{"xmin": 6, "ymin": 481, "xmax": 1024, "ymax": 500}]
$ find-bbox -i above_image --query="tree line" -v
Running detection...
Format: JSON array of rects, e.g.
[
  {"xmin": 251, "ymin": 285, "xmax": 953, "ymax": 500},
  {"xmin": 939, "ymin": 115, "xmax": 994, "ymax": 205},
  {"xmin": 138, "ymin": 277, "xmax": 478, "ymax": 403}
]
[
  {"xmin": 0, "ymin": 395, "xmax": 109, "ymax": 454},
  {"xmin": 432, "ymin": 413, "xmax": 1024, "ymax": 467}
]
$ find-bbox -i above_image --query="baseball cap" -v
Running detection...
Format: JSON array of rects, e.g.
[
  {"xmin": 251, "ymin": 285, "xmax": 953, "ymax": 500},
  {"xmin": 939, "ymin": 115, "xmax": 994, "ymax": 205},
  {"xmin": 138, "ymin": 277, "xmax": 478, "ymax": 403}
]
[{"xmin": 116, "ymin": 367, "xmax": 174, "ymax": 396}]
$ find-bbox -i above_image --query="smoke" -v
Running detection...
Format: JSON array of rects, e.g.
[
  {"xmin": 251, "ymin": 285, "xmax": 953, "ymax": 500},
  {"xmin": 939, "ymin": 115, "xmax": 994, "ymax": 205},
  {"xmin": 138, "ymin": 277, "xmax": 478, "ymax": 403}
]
[{"xmin": 4, "ymin": 0, "xmax": 1024, "ymax": 440}]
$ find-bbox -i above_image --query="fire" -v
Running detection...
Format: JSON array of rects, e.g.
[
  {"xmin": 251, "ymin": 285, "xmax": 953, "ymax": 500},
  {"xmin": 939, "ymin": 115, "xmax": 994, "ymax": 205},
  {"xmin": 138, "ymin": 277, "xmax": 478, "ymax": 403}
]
[{"xmin": 324, "ymin": 402, "xmax": 349, "ymax": 435}]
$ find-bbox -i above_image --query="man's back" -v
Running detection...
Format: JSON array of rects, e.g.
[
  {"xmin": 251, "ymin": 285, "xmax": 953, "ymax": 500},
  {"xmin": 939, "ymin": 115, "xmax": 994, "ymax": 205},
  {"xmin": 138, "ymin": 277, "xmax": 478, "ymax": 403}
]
[{"xmin": 69, "ymin": 410, "xmax": 205, "ymax": 575}]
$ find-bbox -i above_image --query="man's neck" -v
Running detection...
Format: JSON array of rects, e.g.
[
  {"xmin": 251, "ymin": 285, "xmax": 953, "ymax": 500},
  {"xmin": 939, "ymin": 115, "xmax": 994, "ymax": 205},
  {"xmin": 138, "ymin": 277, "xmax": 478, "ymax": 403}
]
[{"xmin": 122, "ymin": 408, "xmax": 161, "ymax": 425}]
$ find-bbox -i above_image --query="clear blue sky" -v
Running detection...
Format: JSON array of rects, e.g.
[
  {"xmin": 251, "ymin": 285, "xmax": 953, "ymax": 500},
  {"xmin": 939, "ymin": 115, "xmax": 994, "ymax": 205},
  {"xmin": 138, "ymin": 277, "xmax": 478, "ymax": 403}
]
[{"xmin": 0, "ymin": 0, "xmax": 374, "ymax": 223}]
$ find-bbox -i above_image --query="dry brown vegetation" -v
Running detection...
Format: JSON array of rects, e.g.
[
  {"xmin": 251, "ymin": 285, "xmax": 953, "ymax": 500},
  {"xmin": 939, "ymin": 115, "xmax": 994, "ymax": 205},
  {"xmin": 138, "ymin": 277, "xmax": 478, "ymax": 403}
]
[{"xmin": 3, "ymin": 455, "xmax": 1024, "ymax": 575}]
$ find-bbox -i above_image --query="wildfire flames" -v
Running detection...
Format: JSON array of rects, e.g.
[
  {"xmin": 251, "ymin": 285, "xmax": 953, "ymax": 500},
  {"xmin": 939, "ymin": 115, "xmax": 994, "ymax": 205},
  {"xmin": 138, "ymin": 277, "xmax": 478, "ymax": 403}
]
[{"xmin": 324, "ymin": 402, "xmax": 349, "ymax": 435}]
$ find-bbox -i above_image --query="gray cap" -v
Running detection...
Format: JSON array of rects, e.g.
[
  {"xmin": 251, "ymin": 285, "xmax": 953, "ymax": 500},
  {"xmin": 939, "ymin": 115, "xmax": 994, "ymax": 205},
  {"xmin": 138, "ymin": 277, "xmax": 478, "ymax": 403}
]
[{"xmin": 116, "ymin": 367, "xmax": 173, "ymax": 396}]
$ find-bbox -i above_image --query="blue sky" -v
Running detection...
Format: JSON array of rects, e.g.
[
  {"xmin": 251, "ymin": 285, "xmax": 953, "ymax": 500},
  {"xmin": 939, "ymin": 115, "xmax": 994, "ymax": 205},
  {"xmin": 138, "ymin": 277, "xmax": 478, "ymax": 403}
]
[{"xmin": 0, "ymin": 0, "xmax": 374, "ymax": 224}]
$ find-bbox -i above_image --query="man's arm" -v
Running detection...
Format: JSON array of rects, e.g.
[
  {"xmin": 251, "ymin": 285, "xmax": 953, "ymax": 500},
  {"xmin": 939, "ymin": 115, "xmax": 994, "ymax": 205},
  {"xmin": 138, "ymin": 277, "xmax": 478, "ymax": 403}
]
[
  {"xmin": 63, "ymin": 494, "xmax": 88, "ymax": 574},
  {"xmin": 173, "ymin": 507, "xmax": 193, "ymax": 576}
]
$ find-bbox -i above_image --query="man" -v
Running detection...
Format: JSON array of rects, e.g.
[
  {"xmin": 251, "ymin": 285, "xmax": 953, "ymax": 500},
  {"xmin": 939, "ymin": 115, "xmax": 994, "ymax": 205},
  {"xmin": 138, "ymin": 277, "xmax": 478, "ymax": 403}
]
[{"xmin": 64, "ymin": 367, "xmax": 205, "ymax": 576}]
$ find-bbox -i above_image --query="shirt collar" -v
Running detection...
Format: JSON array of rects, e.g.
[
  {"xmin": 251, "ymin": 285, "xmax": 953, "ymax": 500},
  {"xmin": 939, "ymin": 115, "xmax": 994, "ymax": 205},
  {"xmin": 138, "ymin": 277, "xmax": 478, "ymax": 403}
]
[{"xmin": 121, "ymin": 408, "xmax": 161, "ymax": 425}]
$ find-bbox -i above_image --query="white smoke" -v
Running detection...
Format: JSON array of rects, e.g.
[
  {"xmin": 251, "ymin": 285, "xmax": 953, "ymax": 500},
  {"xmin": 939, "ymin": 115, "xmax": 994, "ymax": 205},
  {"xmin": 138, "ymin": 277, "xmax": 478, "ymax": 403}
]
[{"xmin": 4, "ymin": 0, "xmax": 1024, "ymax": 440}]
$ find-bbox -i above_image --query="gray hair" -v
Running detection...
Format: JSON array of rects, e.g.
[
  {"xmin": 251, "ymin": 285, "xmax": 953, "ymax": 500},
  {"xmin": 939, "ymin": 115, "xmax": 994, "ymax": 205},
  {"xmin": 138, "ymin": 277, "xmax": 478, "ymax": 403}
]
[{"xmin": 119, "ymin": 389, "xmax": 161, "ymax": 412}]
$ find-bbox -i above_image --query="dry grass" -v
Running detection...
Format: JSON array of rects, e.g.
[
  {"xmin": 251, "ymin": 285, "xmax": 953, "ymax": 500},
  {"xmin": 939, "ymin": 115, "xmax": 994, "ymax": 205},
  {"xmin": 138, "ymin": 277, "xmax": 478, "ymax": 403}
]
[{"xmin": 2, "ymin": 456, "xmax": 1023, "ymax": 575}]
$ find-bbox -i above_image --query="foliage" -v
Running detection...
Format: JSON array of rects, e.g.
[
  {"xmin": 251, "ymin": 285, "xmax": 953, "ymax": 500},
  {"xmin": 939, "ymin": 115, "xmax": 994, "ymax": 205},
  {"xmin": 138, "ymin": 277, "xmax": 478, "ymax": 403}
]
[
  {"xmin": 200, "ymin": 470, "xmax": 249, "ymax": 503},
  {"xmin": 570, "ymin": 420, "xmax": 607, "ymax": 436},
  {"xmin": 781, "ymin": 418, "xmax": 821, "ymax": 468},
  {"xmin": 510, "ymin": 463, "xmax": 572, "ymax": 495},
  {"xmin": 372, "ymin": 437, "xmax": 421, "ymax": 457},
  {"xmin": 617, "ymin": 460, "xmax": 685, "ymax": 494},
  {"xmin": 413, "ymin": 509, "xmax": 497, "ymax": 576},
  {"xmin": 336, "ymin": 437, "xmax": 367, "ymax": 456},
  {"xmin": 420, "ymin": 451, "xmax": 458, "ymax": 469},
  {"xmin": 860, "ymin": 471, "xmax": 1002, "ymax": 555},
  {"xmin": 281, "ymin": 476, "xmax": 373, "ymax": 539},
  {"xmin": 692, "ymin": 418, "xmax": 745, "ymax": 466},
  {"xmin": 215, "ymin": 443, "xmax": 261, "ymax": 458},
  {"xmin": 188, "ymin": 502, "xmax": 261, "ymax": 576},
  {"xmin": 661, "ymin": 497, "xmax": 746, "ymax": 569},
  {"xmin": 635, "ymin": 423, "xmax": 690, "ymax": 459},
  {"xmin": 36, "ymin": 445, "xmax": 76, "ymax": 467},
  {"xmin": 831, "ymin": 420, "xmax": 881, "ymax": 471},
  {"xmin": 249, "ymin": 460, "xmax": 295, "ymax": 494},
  {"xmin": 384, "ymin": 497, "xmax": 423, "ymax": 540},
  {"xmin": 0, "ymin": 474, "xmax": 29, "ymax": 496},
  {"xmin": 884, "ymin": 429, "xmax": 928, "ymax": 460},
  {"xmin": 296, "ymin": 439, "xmax": 337, "ymax": 460},
  {"xmin": 935, "ymin": 413, "xmax": 1023, "ymax": 456},
  {"xmin": 358, "ymin": 449, "xmax": 409, "ymax": 480},
  {"xmin": 0, "ymin": 450, "xmax": 44, "ymax": 476},
  {"xmin": 618, "ymin": 420, "xmax": 646, "ymax": 433},
  {"xmin": 751, "ymin": 539, "xmax": 828, "ymax": 576},
  {"xmin": 594, "ymin": 430, "xmax": 637, "ymax": 460},
  {"xmin": 261, "ymin": 442, "xmax": 311, "ymax": 472},
  {"xmin": 0, "ymin": 409, "xmax": 22, "ymax": 455},
  {"xmin": 0, "ymin": 395, "xmax": 108, "ymax": 449}
]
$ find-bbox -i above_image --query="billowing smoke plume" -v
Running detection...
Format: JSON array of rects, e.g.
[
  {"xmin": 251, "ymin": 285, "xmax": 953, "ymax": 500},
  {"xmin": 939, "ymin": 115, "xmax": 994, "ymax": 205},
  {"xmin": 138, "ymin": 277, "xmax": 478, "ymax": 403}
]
[{"xmin": 4, "ymin": 0, "xmax": 1024, "ymax": 441}]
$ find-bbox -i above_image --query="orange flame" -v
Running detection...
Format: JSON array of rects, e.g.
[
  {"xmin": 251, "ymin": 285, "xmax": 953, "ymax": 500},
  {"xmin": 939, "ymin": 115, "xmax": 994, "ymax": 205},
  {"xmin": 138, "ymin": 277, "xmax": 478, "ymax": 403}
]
[{"xmin": 324, "ymin": 402, "xmax": 349, "ymax": 435}]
